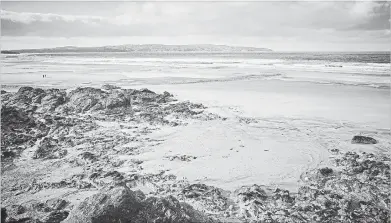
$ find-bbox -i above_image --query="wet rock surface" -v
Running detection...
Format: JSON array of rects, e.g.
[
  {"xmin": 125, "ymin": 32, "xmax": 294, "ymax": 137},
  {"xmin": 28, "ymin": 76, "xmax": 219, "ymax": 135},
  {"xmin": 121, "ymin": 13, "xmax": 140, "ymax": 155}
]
[{"xmin": 1, "ymin": 85, "xmax": 389, "ymax": 223}]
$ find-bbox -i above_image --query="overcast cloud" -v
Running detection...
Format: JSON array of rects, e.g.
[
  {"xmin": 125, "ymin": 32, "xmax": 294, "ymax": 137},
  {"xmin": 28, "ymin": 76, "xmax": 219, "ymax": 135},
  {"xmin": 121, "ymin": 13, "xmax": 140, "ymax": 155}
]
[{"xmin": 1, "ymin": 1, "xmax": 390, "ymax": 51}]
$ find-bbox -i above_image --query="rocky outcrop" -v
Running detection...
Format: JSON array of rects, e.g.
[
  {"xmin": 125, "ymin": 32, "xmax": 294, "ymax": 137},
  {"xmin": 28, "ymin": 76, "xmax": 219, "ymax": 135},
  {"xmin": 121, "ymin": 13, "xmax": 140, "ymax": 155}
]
[
  {"xmin": 228, "ymin": 151, "xmax": 390, "ymax": 222},
  {"xmin": 351, "ymin": 135, "xmax": 378, "ymax": 144},
  {"xmin": 64, "ymin": 186, "xmax": 214, "ymax": 223},
  {"xmin": 2, "ymin": 87, "xmax": 66, "ymax": 113},
  {"xmin": 1, "ymin": 86, "xmax": 212, "ymax": 162},
  {"xmin": 1, "ymin": 85, "xmax": 217, "ymax": 223},
  {"xmin": 59, "ymin": 87, "xmax": 130, "ymax": 113}
]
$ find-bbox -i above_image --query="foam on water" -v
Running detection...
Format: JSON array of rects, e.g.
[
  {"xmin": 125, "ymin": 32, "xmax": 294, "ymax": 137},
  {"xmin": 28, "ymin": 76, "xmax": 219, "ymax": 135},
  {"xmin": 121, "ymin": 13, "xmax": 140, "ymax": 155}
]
[{"xmin": 1, "ymin": 52, "xmax": 390, "ymax": 89}]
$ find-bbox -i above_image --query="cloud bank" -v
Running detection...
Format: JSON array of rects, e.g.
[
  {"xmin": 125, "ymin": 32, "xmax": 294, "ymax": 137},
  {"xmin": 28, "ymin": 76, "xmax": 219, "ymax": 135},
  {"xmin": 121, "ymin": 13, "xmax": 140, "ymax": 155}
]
[{"xmin": 1, "ymin": 1, "xmax": 390, "ymax": 51}]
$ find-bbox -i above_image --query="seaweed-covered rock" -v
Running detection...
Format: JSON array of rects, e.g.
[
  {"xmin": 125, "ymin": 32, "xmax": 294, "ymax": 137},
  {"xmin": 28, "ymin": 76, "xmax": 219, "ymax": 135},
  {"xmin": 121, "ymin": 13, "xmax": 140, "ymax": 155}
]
[{"xmin": 351, "ymin": 135, "xmax": 377, "ymax": 144}]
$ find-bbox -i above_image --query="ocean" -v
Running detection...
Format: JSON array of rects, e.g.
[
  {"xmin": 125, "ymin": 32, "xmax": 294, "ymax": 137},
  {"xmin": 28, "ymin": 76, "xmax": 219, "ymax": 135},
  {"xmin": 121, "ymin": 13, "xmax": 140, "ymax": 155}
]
[{"xmin": 1, "ymin": 52, "xmax": 390, "ymax": 90}]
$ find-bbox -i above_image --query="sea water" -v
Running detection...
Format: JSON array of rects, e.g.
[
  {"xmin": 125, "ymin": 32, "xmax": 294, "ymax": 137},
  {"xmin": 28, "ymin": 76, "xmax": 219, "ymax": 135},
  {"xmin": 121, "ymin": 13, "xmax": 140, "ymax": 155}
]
[{"xmin": 1, "ymin": 52, "xmax": 390, "ymax": 89}]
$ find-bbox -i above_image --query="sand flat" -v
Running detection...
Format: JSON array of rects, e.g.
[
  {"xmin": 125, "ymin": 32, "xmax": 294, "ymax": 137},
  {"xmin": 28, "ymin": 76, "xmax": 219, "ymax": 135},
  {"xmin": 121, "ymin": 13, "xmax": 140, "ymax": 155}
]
[{"xmin": 133, "ymin": 79, "xmax": 390, "ymax": 191}]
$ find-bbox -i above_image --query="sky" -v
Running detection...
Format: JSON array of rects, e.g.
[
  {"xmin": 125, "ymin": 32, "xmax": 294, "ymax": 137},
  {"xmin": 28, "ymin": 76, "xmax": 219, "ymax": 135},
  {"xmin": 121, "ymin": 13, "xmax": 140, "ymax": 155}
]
[{"xmin": 1, "ymin": 1, "xmax": 390, "ymax": 51}]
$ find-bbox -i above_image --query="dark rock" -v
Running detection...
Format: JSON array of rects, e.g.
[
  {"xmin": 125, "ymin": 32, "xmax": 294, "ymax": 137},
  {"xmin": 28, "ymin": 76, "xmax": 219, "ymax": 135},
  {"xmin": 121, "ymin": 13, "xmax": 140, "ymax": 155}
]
[
  {"xmin": 64, "ymin": 186, "xmax": 214, "ymax": 223},
  {"xmin": 319, "ymin": 167, "xmax": 333, "ymax": 176},
  {"xmin": 2, "ymin": 150, "xmax": 16, "ymax": 159},
  {"xmin": 351, "ymin": 135, "xmax": 377, "ymax": 144}
]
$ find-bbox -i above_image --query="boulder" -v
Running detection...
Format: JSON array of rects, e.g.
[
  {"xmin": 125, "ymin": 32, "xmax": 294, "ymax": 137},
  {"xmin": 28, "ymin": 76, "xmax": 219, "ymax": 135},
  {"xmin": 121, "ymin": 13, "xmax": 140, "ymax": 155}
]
[{"xmin": 351, "ymin": 135, "xmax": 377, "ymax": 144}]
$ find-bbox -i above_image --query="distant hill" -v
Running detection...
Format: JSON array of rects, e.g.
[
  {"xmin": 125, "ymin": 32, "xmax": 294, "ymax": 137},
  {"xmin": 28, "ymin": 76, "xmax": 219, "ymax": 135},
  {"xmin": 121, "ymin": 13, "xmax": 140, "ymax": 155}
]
[
  {"xmin": 1, "ymin": 50, "xmax": 20, "ymax": 54},
  {"xmin": 8, "ymin": 44, "xmax": 272, "ymax": 53}
]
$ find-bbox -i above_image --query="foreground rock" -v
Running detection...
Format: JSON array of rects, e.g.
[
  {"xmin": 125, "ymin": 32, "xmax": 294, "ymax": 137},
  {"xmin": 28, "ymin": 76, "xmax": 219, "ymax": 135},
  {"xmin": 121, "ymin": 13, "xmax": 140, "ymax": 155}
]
[
  {"xmin": 64, "ymin": 186, "xmax": 215, "ymax": 223},
  {"xmin": 351, "ymin": 135, "xmax": 378, "ymax": 144}
]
